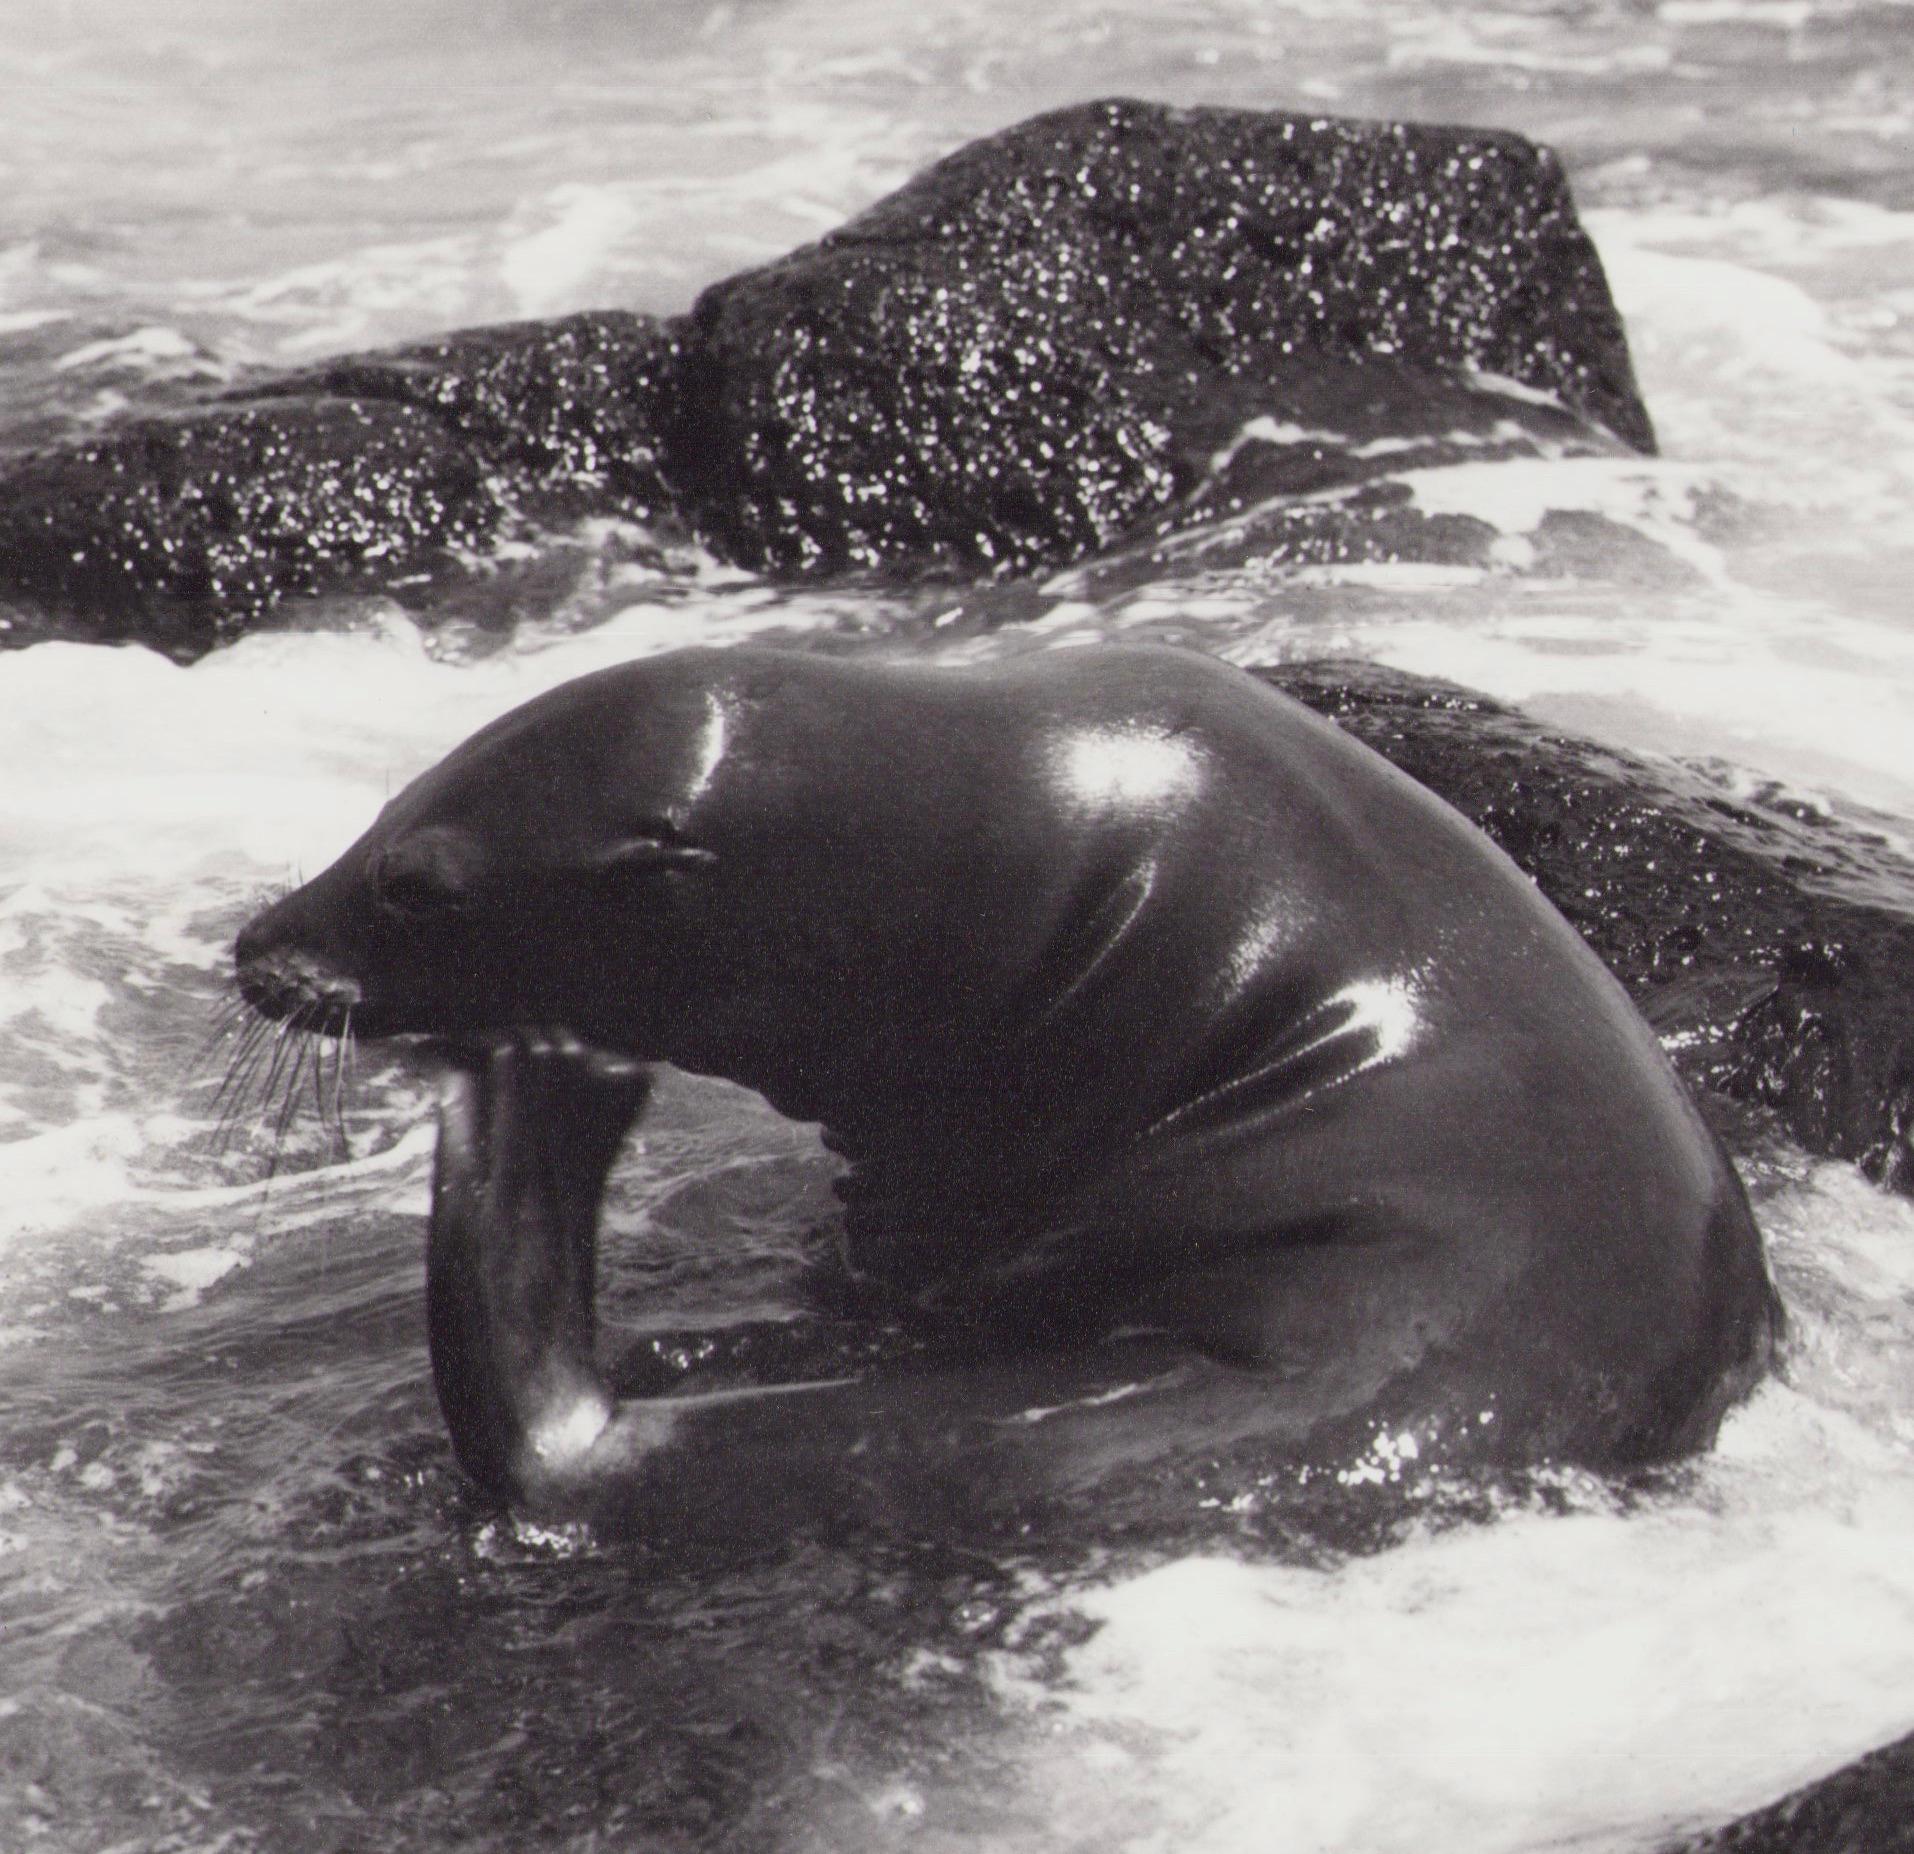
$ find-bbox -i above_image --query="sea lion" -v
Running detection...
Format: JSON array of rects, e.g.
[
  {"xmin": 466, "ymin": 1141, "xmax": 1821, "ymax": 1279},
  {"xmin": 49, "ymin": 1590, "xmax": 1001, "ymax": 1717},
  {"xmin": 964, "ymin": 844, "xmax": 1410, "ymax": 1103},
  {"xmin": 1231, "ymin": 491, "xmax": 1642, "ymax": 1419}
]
[{"xmin": 233, "ymin": 644, "xmax": 1779, "ymax": 1536}]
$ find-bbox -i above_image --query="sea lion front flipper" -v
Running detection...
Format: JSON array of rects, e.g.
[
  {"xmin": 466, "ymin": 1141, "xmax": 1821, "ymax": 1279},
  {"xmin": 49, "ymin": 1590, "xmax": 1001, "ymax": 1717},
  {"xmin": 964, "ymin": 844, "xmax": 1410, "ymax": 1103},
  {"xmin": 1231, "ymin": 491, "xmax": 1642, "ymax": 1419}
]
[{"xmin": 425, "ymin": 1033, "xmax": 652, "ymax": 1500}]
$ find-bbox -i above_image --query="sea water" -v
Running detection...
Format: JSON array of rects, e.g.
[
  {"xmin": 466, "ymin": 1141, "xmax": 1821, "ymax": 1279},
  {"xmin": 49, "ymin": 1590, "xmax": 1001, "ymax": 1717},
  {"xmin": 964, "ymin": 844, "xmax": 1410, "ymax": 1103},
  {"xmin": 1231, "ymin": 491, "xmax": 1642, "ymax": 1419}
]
[{"xmin": 3, "ymin": 2, "xmax": 1913, "ymax": 1849}]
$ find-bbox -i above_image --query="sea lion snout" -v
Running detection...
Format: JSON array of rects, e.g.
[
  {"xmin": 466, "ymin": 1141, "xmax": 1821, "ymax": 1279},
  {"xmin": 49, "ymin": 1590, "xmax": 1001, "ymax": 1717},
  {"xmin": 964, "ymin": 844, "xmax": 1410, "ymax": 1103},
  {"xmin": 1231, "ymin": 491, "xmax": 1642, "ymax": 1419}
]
[
  {"xmin": 233, "ymin": 891, "xmax": 371, "ymax": 1035},
  {"xmin": 233, "ymin": 928, "xmax": 363, "ymax": 1032}
]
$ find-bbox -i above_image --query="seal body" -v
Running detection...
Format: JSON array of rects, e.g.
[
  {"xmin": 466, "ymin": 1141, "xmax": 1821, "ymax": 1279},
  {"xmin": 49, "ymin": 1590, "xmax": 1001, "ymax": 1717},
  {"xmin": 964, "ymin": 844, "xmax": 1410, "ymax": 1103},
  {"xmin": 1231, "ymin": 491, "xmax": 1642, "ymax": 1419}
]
[{"xmin": 235, "ymin": 645, "xmax": 1778, "ymax": 1527}]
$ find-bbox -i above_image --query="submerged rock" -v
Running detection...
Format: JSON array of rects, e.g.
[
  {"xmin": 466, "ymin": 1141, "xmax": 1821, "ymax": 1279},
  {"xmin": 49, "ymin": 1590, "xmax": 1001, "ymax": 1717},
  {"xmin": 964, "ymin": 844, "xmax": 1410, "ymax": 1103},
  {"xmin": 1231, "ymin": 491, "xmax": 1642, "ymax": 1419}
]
[
  {"xmin": 0, "ymin": 100, "xmax": 1649, "ymax": 660},
  {"xmin": 1265, "ymin": 661, "xmax": 1914, "ymax": 1196}
]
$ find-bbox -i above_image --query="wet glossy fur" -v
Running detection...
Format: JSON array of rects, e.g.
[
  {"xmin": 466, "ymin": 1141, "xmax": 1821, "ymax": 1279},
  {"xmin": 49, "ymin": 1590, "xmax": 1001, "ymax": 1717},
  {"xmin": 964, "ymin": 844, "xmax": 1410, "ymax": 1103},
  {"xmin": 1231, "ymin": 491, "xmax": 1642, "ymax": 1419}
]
[{"xmin": 235, "ymin": 645, "xmax": 1780, "ymax": 1536}]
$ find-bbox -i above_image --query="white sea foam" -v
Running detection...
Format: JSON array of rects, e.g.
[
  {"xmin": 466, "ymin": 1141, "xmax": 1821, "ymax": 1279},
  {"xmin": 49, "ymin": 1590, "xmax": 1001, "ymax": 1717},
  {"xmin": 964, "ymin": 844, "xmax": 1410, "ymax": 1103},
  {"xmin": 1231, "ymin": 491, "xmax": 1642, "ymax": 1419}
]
[
  {"xmin": 501, "ymin": 185, "xmax": 647, "ymax": 317},
  {"xmin": 1398, "ymin": 455, "xmax": 1731, "ymax": 580},
  {"xmin": 53, "ymin": 324, "xmax": 223, "ymax": 377},
  {"xmin": 1386, "ymin": 14, "xmax": 1676, "ymax": 75},
  {"xmin": 1659, "ymin": 0, "xmax": 1815, "ymax": 25},
  {"xmin": 141, "ymin": 1242, "xmax": 251, "ymax": 1311},
  {"xmin": 985, "ymin": 1475, "xmax": 1914, "ymax": 1852},
  {"xmin": 1158, "ymin": 213, "xmax": 1914, "ymax": 819},
  {"xmin": 928, "ymin": 1163, "xmax": 1914, "ymax": 1854},
  {"xmin": 0, "ymin": 308, "xmax": 69, "ymax": 336},
  {"xmin": 0, "ymin": 1116, "xmax": 146, "ymax": 1258},
  {"xmin": 201, "ymin": 235, "xmax": 494, "ymax": 359},
  {"xmin": 1211, "ymin": 589, "xmax": 1914, "ymax": 821},
  {"xmin": 1596, "ymin": 219, "xmax": 1914, "ymax": 497}
]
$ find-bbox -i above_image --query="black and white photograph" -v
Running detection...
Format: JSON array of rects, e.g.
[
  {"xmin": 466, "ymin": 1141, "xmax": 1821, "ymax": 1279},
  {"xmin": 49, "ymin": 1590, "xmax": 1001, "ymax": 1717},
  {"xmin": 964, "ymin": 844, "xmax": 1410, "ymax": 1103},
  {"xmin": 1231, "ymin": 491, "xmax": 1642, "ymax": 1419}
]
[{"xmin": 1, "ymin": 2, "xmax": 1911, "ymax": 1849}]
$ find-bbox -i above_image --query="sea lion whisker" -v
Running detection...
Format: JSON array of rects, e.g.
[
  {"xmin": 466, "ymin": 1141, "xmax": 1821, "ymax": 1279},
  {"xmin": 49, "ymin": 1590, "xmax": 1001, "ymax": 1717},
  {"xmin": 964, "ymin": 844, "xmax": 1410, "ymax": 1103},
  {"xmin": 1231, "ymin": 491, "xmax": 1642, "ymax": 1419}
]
[
  {"xmin": 187, "ymin": 993, "xmax": 253, "ymax": 1069},
  {"xmin": 264, "ymin": 1016, "xmax": 318, "ymax": 1178},
  {"xmin": 257, "ymin": 1011, "xmax": 307, "ymax": 1109},
  {"xmin": 248, "ymin": 1016, "xmax": 309, "ymax": 1166},
  {"xmin": 327, "ymin": 1009, "xmax": 354, "ymax": 1152},
  {"xmin": 203, "ymin": 1038, "xmax": 254, "ymax": 1116},
  {"xmin": 306, "ymin": 1023, "xmax": 330, "ymax": 1123},
  {"xmin": 208, "ymin": 1016, "xmax": 275, "ymax": 1132},
  {"xmin": 183, "ymin": 994, "xmax": 260, "ymax": 1088},
  {"xmin": 305, "ymin": 1016, "xmax": 352, "ymax": 1157},
  {"xmin": 212, "ymin": 999, "xmax": 269, "ymax": 1069},
  {"xmin": 213, "ymin": 1027, "xmax": 285, "ymax": 1154}
]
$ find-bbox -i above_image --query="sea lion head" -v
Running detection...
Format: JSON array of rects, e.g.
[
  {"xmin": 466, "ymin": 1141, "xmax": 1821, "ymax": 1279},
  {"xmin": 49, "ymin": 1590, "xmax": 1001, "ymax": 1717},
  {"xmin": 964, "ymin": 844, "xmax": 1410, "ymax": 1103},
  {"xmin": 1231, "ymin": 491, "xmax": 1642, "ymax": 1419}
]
[{"xmin": 233, "ymin": 658, "xmax": 728, "ymax": 1061}]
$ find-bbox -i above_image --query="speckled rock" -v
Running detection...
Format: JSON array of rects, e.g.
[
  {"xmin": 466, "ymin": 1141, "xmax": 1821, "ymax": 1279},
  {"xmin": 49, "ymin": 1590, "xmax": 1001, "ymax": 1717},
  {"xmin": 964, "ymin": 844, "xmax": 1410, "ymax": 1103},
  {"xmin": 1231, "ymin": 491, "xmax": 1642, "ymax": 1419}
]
[
  {"xmin": 263, "ymin": 310, "xmax": 686, "ymax": 523},
  {"xmin": 0, "ymin": 397, "xmax": 492, "ymax": 658},
  {"xmin": 1264, "ymin": 661, "xmax": 1914, "ymax": 1196},
  {"xmin": 0, "ymin": 101, "xmax": 1649, "ymax": 657},
  {"xmin": 0, "ymin": 311, "xmax": 683, "ymax": 659},
  {"xmin": 682, "ymin": 99, "xmax": 1651, "ymax": 575}
]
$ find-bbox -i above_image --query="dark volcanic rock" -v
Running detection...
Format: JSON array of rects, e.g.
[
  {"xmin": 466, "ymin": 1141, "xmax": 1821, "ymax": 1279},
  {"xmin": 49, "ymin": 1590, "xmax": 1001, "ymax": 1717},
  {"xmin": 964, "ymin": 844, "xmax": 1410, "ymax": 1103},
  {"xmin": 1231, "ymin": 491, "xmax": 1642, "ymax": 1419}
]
[
  {"xmin": 0, "ymin": 397, "xmax": 493, "ymax": 658},
  {"xmin": 1662, "ymin": 1727, "xmax": 1914, "ymax": 1853},
  {"xmin": 1263, "ymin": 661, "xmax": 1914, "ymax": 1195},
  {"xmin": 0, "ymin": 312, "xmax": 685, "ymax": 659},
  {"xmin": 0, "ymin": 100, "xmax": 1650, "ymax": 658},
  {"xmin": 264, "ymin": 310, "xmax": 687, "ymax": 523},
  {"xmin": 683, "ymin": 101, "xmax": 1651, "ymax": 576}
]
